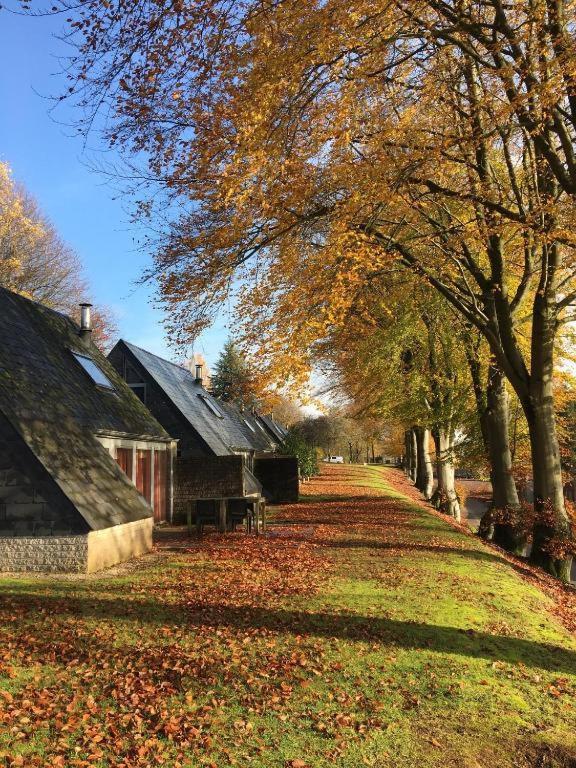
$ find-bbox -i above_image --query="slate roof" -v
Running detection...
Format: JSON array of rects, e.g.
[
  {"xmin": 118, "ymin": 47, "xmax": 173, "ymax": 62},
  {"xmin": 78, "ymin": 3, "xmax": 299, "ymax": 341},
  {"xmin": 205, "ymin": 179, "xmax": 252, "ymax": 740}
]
[
  {"xmin": 114, "ymin": 341, "xmax": 256, "ymax": 455},
  {"xmin": 112, "ymin": 341, "xmax": 290, "ymax": 456},
  {"xmin": 258, "ymin": 414, "xmax": 289, "ymax": 443},
  {"xmin": 0, "ymin": 288, "xmax": 171, "ymax": 530},
  {"xmin": 224, "ymin": 404, "xmax": 279, "ymax": 453}
]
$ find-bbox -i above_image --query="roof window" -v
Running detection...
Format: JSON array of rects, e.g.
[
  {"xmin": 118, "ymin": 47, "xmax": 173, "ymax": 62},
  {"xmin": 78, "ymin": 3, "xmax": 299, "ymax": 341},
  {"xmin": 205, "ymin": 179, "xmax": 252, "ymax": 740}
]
[
  {"xmin": 73, "ymin": 352, "xmax": 115, "ymax": 390},
  {"xmin": 198, "ymin": 394, "xmax": 224, "ymax": 418},
  {"xmin": 243, "ymin": 418, "xmax": 256, "ymax": 432}
]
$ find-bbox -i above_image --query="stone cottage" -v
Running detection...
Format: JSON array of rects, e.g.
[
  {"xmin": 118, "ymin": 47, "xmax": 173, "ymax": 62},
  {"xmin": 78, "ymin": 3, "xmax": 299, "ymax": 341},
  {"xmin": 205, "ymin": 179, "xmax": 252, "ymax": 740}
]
[{"xmin": 0, "ymin": 288, "xmax": 176, "ymax": 573}]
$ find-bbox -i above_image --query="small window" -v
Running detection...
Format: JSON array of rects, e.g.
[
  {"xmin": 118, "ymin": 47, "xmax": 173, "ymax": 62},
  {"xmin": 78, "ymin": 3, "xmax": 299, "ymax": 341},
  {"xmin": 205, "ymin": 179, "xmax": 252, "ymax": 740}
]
[
  {"xmin": 243, "ymin": 418, "xmax": 256, "ymax": 432},
  {"xmin": 129, "ymin": 383, "xmax": 147, "ymax": 405},
  {"xmin": 73, "ymin": 352, "xmax": 115, "ymax": 390},
  {"xmin": 198, "ymin": 394, "xmax": 224, "ymax": 418}
]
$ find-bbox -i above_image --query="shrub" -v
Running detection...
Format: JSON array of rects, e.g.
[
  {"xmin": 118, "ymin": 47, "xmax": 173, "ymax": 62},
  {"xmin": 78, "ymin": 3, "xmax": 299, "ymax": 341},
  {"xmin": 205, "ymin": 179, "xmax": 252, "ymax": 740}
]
[{"xmin": 282, "ymin": 429, "xmax": 319, "ymax": 480}]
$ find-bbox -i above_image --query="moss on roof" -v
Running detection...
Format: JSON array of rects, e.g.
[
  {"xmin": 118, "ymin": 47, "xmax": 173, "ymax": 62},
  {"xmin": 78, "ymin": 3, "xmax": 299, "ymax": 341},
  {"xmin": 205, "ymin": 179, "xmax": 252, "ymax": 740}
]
[{"xmin": 0, "ymin": 288, "xmax": 170, "ymax": 531}]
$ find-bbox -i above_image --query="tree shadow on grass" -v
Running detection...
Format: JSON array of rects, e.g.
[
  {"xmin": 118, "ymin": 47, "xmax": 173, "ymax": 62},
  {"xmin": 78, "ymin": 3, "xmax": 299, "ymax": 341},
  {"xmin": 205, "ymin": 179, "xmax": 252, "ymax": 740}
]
[
  {"xmin": 1, "ymin": 591, "xmax": 575, "ymax": 675},
  {"xmin": 266, "ymin": 533, "xmax": 504, "ymax": 563}
]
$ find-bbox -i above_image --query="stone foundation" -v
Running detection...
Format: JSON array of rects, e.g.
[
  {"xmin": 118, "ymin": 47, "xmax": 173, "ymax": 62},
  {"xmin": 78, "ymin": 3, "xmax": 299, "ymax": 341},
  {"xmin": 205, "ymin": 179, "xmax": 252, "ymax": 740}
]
[
  {"xmin": 0, "ymin": 534, "xmax": 88, "ymax": 572},
  {"xmin": 0, "ymin": 517, "xmax": 153, "ymax": 573}
]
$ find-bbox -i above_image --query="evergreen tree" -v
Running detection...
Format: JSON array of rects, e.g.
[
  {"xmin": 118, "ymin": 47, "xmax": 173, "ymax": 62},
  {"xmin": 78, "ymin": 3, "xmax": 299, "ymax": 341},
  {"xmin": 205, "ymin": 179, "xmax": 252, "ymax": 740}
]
[{"xmin": 210, "ymin": 339, "xmax": 257, "ymax": 407}]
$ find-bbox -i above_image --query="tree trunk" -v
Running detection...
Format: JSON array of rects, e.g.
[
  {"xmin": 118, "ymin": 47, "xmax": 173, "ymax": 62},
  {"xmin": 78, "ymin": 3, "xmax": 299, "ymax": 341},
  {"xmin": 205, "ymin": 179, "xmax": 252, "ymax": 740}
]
[
  {"xmin": 403, "ymin": 431, "xmax": 410, "ymax": 476},
  {"xmin": 464, "ymin": 342, "xmax": 523, "ymax": 549},
  {"xmin": 431, "ymin": 426, "xmax": 461, "ymax": 520},
  {"xmin": 409, "ymin": 427, "xmax": 418, "ymax": 483},
  {"xmin": 414, "ymin": 426, "xmax": 434, "ymax": 499},
  {"xmin": 482, "ymin": 366, "xmax": 524, "ymax": 552},
  {"xmin": 526, "ymin": 398, "xmax": 572, "ymax": 580},
  {"xmin": 526, "ymin": 288, "xmax": 572, "ymax": 581},
  {"xmin": 405, "ymin": 428, "xmax": 417, "ymax": 481}
]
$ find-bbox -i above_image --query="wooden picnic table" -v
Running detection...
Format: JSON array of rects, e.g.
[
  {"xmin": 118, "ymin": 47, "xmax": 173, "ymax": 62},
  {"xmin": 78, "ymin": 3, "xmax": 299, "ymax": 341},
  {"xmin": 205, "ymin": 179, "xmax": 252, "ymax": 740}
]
[{"xmin": 187, "ymin": 498, "xmax": 266, "ymax": 537}]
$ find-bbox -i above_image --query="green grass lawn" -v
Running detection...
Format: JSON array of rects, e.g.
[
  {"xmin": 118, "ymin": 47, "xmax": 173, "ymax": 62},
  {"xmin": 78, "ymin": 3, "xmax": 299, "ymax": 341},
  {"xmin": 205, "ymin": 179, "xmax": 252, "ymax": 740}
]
[{"xmin": 1, "ymin": 465, "xmax": 576, "ymax": 767}]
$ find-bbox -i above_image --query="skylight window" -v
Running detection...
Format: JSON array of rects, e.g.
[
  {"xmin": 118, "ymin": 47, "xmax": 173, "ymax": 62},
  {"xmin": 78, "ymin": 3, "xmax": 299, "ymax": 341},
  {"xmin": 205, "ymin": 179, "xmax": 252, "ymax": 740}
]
[
  {"xmin": 243, "ymin": 418, "xmax": 256, "ymax": 432},
  {"xmin": 198, "ymin": 394, "xmax": 224, "ymax": 418},
  {"xmin": 73, "ymin": 352, "xmax": 115, "ymax": 390}
]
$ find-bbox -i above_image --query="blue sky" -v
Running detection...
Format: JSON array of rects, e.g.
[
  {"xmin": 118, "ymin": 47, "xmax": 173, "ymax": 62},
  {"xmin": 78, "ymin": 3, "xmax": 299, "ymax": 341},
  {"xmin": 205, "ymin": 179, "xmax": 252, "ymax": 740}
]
[{"xmin": 0, "ymin": 9, "xmax": 228, "ymax": 368}]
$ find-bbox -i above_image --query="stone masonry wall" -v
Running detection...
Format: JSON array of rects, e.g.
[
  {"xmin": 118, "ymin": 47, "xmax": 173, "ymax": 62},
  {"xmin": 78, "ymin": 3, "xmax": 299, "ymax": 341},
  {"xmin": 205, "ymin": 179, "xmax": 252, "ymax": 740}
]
[{"xmin": 0, "ymin": 535, "xmax": 88, "ymax": 573}]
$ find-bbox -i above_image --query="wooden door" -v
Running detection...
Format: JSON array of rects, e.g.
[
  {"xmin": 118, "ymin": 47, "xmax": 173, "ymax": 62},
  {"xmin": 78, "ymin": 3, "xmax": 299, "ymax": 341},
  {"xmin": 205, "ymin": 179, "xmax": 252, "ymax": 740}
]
[
  {"xmin": 153, "ymin": 450, "xmax": 168, "ymax": 523},
  {"xmin": 115, "ymin": 447, "xmax": 133, "ymax": 480},
  {"xmin": 135, "ymin": 449, "xmax": 152, "ymax": 504}
]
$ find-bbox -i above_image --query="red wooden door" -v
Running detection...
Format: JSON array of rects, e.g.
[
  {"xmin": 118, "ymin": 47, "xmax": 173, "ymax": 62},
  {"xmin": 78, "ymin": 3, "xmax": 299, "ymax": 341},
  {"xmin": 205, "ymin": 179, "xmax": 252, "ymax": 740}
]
[
  {"xmin": 115, "ymin": 447, "xmax": 133, "ymax": 480},
  {"xmin": 153, "ymin": 450, "xmax": 168, "ymax": 523},
  {"xmin": 135, "ymin": 449, "xmax": 152, "ymax": 504}
]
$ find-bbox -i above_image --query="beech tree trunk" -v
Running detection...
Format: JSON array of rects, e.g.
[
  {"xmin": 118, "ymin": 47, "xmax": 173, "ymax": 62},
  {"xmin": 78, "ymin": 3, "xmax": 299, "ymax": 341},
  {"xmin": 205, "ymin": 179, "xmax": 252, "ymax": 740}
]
[
  {"xmin": 525, "ymin": 374, "xmax": 572, "ymax": 579},
  {"xmin": 402, "ymin": 429, "xmax": 410, "ymax": 476},
  {"xmin": 465, "ymin": 341, "xmax": 522, "ymax": 550},
  {"xmin": 526, "ymin": 403, "xmax": 571, "ymax": 578},
  {"xmin": 513, "ymin": 288, "xmax": 572, "ymax": 580},
  {"xmin": 414, "ymin": 425, "xmax": 434, "ymax": 499},
  {"xmin": 431, "ymin": 426, "xmax": 461, "ymax": 521},
  {"xmin": 481, "ymin": 367, "xmax": 523, "ymax": 553},
  {"xmin": 409, "ymin": 427, "xmax": 418, "ymax": 483}
]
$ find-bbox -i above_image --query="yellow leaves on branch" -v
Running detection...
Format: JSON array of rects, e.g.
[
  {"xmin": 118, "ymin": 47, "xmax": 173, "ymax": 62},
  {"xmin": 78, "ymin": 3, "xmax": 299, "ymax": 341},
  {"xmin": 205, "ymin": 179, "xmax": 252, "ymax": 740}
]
[
  {"xmin": 0, "ymin": 162, "xmax": 46, "ymax": 284},
  {"xmin": 56, "ymin": 0, "xmax": 576, "ymax": 400}
]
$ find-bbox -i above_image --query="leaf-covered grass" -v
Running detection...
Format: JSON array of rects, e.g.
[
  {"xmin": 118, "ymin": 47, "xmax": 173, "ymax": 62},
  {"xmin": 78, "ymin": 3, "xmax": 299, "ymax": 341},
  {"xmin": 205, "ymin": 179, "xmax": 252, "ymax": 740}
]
[{"xmin": 1, "ymin": 464, "xmax": 576, "ymax": 767}]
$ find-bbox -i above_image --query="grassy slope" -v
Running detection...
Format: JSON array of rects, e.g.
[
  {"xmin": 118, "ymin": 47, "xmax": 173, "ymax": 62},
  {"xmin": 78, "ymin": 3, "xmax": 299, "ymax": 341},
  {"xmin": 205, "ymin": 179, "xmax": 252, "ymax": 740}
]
[{"xmin": 1, "ymin": 465, "xmax": 576, "ymax": 767}]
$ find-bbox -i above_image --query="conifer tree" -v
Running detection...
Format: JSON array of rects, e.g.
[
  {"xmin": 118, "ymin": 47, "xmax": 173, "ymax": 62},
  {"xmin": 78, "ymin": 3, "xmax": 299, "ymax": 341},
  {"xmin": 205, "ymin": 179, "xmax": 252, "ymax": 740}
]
[{"xmin": 210, "ymin": 339, "xmax": 257, "ymax": 408}]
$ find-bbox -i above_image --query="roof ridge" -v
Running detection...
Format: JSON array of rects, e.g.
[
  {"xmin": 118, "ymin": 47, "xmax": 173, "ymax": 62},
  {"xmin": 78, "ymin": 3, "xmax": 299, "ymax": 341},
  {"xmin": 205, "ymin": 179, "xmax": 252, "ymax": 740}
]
[
  {"xmin": 0, "ymin": 285, "xmax": 77, "ymax": 324},
  {"xmin": 121, "ymin": 339, "xmax": 196, "ymax": 379}
]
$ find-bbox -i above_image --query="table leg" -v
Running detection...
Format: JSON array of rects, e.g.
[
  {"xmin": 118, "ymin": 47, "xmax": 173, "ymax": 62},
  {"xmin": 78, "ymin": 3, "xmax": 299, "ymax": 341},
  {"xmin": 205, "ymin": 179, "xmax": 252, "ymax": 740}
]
[{"xmin": 218, "ymin": 498, "xmax": 227, "ymax": 533}]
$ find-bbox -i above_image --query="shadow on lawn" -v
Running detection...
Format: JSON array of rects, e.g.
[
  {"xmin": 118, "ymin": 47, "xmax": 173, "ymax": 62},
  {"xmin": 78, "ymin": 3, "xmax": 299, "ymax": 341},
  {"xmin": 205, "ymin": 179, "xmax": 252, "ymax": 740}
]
[
  {"xmin": 268, "ymin": 534, "xmax": 505, "ymax": 563},
  {"xmin": 1, "ymin": 590, "xmax": 575, "ymax": 675}
]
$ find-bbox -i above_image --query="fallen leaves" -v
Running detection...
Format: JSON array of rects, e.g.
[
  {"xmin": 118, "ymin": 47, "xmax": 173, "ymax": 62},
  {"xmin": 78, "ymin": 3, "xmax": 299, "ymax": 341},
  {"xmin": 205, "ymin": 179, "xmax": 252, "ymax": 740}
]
[
  {"xmin": 0, "ymin": 494, "xmax": 334, "ymax": 766},
  {"xmin": 0, "ymin": 464, "xmax": 576, "ymax": 767}
]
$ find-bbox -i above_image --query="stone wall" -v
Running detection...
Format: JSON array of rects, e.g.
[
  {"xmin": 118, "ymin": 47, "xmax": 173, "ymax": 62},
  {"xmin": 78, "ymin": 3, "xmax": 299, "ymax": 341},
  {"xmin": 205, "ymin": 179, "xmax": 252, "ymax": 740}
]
[
  {"xmin": 86, "ymin": 517, "xmax": 153, "ymax": 573},
  {"xmin": 0, "ymin": 534, "xmax": 88, "ymax": 572},
  {"xmin": 0, "ymin": 463, "xmax": 83, "ymax": 537},
  {"xmin": 0, "ymin": 518, "xmax": 153, "ymax": 574}
]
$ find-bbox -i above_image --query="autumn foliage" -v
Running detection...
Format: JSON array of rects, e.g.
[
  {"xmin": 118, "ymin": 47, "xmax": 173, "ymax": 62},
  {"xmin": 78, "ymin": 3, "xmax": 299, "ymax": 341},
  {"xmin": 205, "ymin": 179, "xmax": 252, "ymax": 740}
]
[{"xmin": 27, "ymin": 0, "xmax": 576, "ymax": 575}]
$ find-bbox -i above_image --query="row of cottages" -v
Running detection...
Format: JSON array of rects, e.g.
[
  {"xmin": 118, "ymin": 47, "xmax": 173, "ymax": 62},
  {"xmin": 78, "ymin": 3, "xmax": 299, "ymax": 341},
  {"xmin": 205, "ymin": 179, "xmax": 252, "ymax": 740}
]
[
  {"xmin": 107, "ymin": 340, "xmax": 298, "ymax": 527},
  {"xmin": 0, "ymin": 288, "xmax": 297, "ymax": 573}
]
